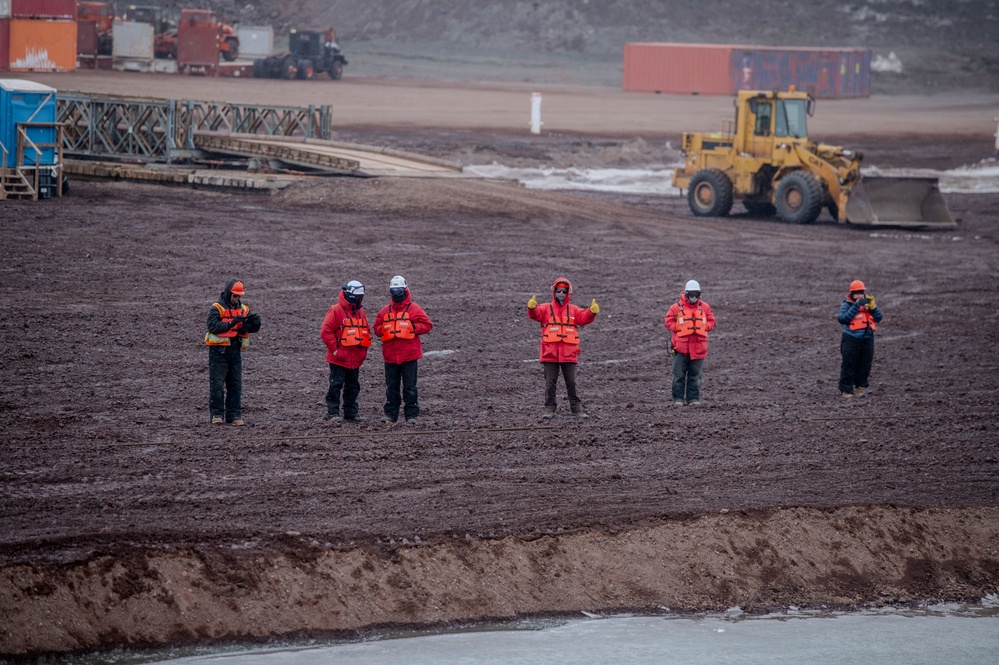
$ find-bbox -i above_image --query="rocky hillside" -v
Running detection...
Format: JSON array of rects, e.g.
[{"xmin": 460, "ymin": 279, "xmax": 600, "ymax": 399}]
[{"xmin": 142, "ymin": 0, "xmax": 998, "ymax": 92}]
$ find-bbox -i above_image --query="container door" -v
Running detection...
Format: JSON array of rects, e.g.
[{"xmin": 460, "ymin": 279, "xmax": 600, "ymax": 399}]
[
  {"xmin": 0, "ymin": 18, "xmax": 9, "ymax": 71},
  {"xmin": 11, "ymin": 90, "xmax": 55, "ymax": 165}
]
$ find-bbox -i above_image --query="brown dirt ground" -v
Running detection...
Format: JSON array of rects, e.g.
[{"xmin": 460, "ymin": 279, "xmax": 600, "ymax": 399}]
[{"xmin": 1, "ymin": 73, "xmax": 999, "ymax": 656}]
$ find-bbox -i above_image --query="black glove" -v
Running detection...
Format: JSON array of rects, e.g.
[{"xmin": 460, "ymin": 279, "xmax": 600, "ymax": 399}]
[
  {"xmin": 243, "ymin": 312, "xmax": 262, "ymax": 333},
  {"xmin": 229, "ymin": 315, "xmax": 247, "ymax": 330}
]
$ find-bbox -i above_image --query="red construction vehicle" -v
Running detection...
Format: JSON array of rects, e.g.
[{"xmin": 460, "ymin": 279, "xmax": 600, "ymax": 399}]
[
  {"xmin": 76, "ymin": 2, "xmax": 117, "ymax": 55},
  {"xmin": 157, "ymin": 9, "xmax": 240, "ymax": 61}
]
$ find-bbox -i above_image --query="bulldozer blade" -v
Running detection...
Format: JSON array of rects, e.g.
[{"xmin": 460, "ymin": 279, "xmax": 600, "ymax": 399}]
[{"xmin": 845, "ymin": 176, "xmax": 955, "ymax": 228}]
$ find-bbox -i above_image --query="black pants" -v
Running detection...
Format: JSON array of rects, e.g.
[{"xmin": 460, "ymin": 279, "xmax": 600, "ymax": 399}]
[
  {"xmin": 327, "ymin": 364, "xmax": 361, "ymax": 419},
  {"xmin": 544, "ymin": 362, "xmax": 583, "ymax": 413},
  {"xmin": 209, "ymin": 345, "xmax": 242, "ymax": 422},
  {"xmin": 671, "ymin": 353, "xmax": 704, "ymax": 403},
  {"xmin": 839, "ymin": 333, "xmax": 875, "ymax": 393},
  {"xmin": 384, "ymin": 360, "xmax": 419, "ymax": 421}
]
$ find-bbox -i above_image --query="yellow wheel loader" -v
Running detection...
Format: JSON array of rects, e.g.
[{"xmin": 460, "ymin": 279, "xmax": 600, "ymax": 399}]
[{"xmin": 672, "ymin": 88, "xmax": 954, "ymax": 228}]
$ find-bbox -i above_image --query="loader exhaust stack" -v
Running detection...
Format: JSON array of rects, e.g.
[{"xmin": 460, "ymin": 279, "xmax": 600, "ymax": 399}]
[{"xmin": 845, "ymin": 176, "xmax": 955, "ymax": 228}]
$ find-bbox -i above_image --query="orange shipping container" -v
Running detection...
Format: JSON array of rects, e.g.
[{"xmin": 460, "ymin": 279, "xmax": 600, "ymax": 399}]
[{"xmin": 9, "ymin": 18, "xmax": 75, "ymax": 72}]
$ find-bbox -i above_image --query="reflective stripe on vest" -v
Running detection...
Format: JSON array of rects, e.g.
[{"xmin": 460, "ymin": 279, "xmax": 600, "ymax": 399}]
[
  {"xmin": 382, "ymin": 305, "xmax": 415, "ymax": 342},
  {"xmin": 205, "ymin": 302, "xmax": 250, "ymax": 349},
  {"xmin": 848, "ymin": 307, "xmax": 878, "ymax": 333},
  {"xmin": 675, "ymin": 303, "xmax": 708, "ymax": 338},
  {"xmin": 339, "ymin": 315, "xmax": 372, "ymax": 347},
  {"xmin": 541, "ymin": 306, "xmax": 580, "ymax": 345}
]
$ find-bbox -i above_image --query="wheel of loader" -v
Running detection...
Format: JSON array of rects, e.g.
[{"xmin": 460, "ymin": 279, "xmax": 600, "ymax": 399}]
[
  {"xmin": 329, "ymin": 63, "xmax": 343, "ymax": 80},
  {"xmin": 744, "ymin": 201, "xmax": 777, "ymax": 217},
  {"xmin": 282, "ymin": 57, "xmax": 297, "ymax": 79},
  {"xmin": 222, "ymin": 38, "xmax": 239, "ymax": 62},
  {"xmin": 687, "ymin": 168, "xmax": 734, "ymax": 217},
  {"xmin": 252, "ymin": 58, "xmax": 265, "ymax": 78},
  {"xmin": 775, "ymin": 171, "xmax": 823, "ymax": 224},
  {"xmin": 297, "ymin": 59, "xmax": 315, "ymax": 80}
]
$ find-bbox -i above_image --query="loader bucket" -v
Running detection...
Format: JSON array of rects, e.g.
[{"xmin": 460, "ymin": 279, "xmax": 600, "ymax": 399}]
[{"xmin": 845, "ymin": 176, "xmax": 955, "ymax": 228}]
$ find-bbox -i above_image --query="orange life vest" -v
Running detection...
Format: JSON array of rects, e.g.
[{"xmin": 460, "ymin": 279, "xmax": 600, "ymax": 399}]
[
  {"xmin": 382, "ymin": 305, "xmax": 415, "ymax": 342},
  {"xmin": 541, "ymin": 306, "xmax": 580, "ymax": 345},
  {"xmin": 675, "ymin": 303, "xmax": 709, "ymax": 338},
  {"xmin": 205, "ymin": 302, "xmax": 250, "ymax": 349},
  {"xmin": 848, "ymin": 306, "xmax": 878, "ymax": 333},
  {"xmin": 339, "ymin": 315, "xmax": 372, "ymax": 347}
]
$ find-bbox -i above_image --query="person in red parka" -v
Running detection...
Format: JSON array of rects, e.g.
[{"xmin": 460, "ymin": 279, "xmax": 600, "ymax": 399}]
[
  {"xmin": 373, "ymin": 275, "xmax": 433, "ymax": 425},
  {"xmin": 320, "ymin": 280, "xmax": 371, "ymax": 423},
  {"xmin": 664, "ymin": 279, "xmax": 716, "ymax": 406},
  {"xmin": 527, "ymin": 276, "xmax": 599, "ymax": 419}
]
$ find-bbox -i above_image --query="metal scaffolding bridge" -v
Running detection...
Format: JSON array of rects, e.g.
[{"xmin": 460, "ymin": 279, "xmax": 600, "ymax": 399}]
[
  {"xmin": 56, "ymin": 92, "xmax": 462, "ymax": 183},
  {"xmin": 58, "ymin": 91, "xmax": 332, "ymax": 161}
]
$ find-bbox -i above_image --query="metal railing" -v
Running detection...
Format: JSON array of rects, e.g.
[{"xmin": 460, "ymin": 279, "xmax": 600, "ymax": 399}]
[
  {"xmin": 0, "ymin": 124, "xmax": 65, "ymax": 201},
  {"xmin": 0, "ymin": 142, "xmax": 7, "ymax": 200},
  {"xmin": 57, "ymin": 92, "xmax": 332, "ymax": 161},
  {"xmin": 17, "ymin": 123, "xmax": 66, "ymax": 200}
]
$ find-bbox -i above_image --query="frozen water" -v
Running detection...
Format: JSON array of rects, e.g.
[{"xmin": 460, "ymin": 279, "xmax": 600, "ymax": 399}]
[
  {"xmin": 465, "ymin": 159, "xmax": 999, "ymax": 195},
  {"xmin": 142, "ymin": 598, "xmax": 999, "ymax": 665}
]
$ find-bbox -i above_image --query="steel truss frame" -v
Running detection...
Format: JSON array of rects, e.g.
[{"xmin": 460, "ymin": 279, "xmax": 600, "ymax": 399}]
[{"xmin": 57, "ymin": 92, "xmax": 332, "ymax": 161}]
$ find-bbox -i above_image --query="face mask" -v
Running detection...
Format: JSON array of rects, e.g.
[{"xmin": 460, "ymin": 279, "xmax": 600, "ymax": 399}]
[
  {"xmin": 390, "ymin": 288, "xmax": 406, "ymax": 303},
  {"xmin": 686, "ymin": 292, "xmax": 700, "ymax": 304}
]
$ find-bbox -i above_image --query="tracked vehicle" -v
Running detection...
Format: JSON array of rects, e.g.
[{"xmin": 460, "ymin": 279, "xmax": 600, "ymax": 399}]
[{"xmin": 672, "ymin": 88, "xmax": 954, "ymax": 228}]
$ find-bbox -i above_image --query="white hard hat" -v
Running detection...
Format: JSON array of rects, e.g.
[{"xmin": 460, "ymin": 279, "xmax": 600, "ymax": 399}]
[
  {"xmin": 343, "ymin": 280, "xmax": 364, "ymax": 296},
  {"xmin": 389, "ymin": 275, "xmax": 407, "ymax": 289},
  {"xmin": 684, "ymin": 280, "xmax": 701, "ymax": 292}
]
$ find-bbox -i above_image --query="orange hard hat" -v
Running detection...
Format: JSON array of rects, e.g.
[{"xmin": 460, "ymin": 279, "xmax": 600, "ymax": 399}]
[
  {"xmin": 848, "ymin": 280, "xmax": 866, "ymax": 292},
  {"xmin": 230, "ymin": 280, "xmax": 245, "ymax": 296}
]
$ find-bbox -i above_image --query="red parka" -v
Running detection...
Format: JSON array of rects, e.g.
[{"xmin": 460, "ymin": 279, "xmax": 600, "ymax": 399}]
[
  {"xmin": 321, "ymin": 291, "xmax": 371, "ymax": 369},
  {"xmin": 664, "ymin": 292, "xmax": 716, "ymax": 360},
  {"xmin": 373, "ymin": 289, "xmax": 433, "ymax": 365},
  {"xmin": 527, "ymin": 278, "xmax": 597, "ymax": 363}
]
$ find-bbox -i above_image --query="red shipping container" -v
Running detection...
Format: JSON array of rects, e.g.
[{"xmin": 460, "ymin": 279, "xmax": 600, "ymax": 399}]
[
  {"xmin": 9, "ymin": 18, "xmax": 76, "ymax": 71},
  {"xmin": 624, "ymin": 42, "xmax": 870, "ymax": 99},
  {"xmin": 11, "ymin": 0, "xmax": 74, "ymax": 19},
  {"xmin": 623, "ymin": 43, "xmax": 733, "ymax": 95},
  {"xmin": 0, "ymin": 19, "xmax": 9, "ymax": 71}
]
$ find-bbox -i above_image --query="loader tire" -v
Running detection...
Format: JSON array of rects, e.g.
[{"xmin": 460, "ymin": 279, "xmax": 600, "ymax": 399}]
[
  {"xmin": 687, "ymin": 168, "xmax": 734, "ymax": 217},
  {"xmin": 775, "ymin": 171, "xmax": 823, "ymax": 224},
  {"xmin": 252, "ymin": 58, "xmax": 265, "ymax": 78},
  {"xmin": 282, "ymin": 57, "xmax": 297, "ymax": 80},
  {"xmin": 329, "ymin": 63, "xmax": 343, "ymax": 80}
]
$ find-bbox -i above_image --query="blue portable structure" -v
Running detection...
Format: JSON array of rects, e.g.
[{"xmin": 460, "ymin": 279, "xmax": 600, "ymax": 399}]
[{"xmin": 0, "ymin": 79, "xmax": 64, "ymax": 199}]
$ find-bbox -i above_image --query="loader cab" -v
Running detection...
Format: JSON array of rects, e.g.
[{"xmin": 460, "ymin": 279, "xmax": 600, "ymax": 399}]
[
  {"xmin": 739, "ymin": 91, "xmax": 814, "ymax": 158},
  {"xmin": 774, "ymin": 96, "xmax": 811, "ymax": 139}
]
